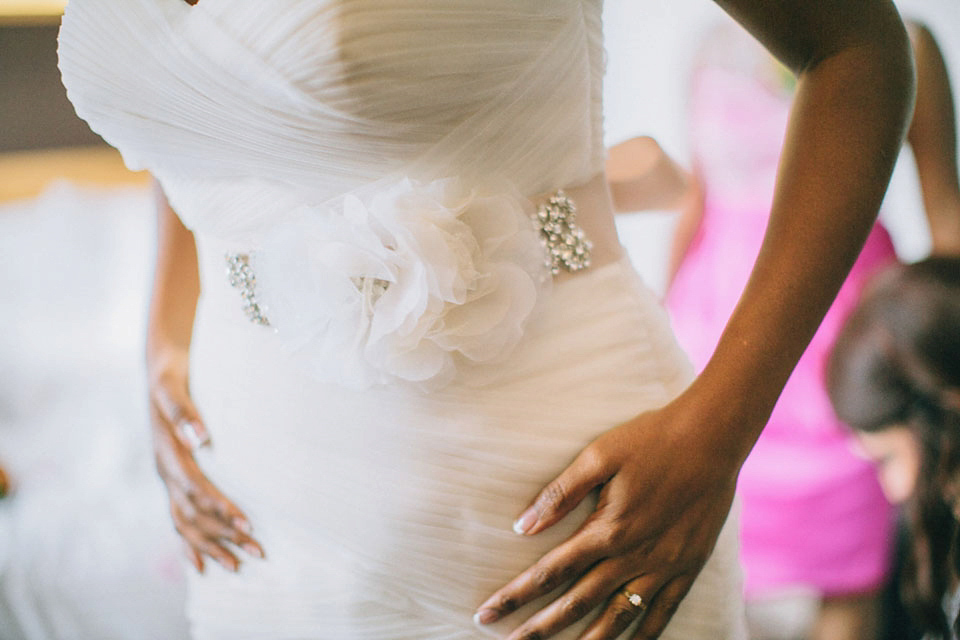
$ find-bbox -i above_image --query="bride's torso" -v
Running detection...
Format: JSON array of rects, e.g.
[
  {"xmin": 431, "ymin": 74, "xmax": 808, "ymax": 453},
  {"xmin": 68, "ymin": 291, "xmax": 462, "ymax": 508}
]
[
  {"xmin": 59, "ymin": 0, "xmax": 617, "ymax": 251},
  {"xmin": 59, "ymin": 0, "xmax": 624, "ymax": 388}
]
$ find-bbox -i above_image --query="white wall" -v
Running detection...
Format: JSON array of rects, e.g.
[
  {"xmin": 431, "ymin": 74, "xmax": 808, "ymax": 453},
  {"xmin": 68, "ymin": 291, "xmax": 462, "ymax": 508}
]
[{"xmin": 603, "ymin": 0, "xmax": 960, "ymax": 295}]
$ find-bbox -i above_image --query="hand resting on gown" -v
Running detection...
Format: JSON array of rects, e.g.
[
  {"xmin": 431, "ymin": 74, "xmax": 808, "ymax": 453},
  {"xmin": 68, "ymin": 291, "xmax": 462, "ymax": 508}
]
[
  {"xmin": 474, "ymin": 0, "xmax": 916, "ymax": 637},
  {"xmin": 148, "ymin": 346, "xmax": 266, "ymax": 573}
]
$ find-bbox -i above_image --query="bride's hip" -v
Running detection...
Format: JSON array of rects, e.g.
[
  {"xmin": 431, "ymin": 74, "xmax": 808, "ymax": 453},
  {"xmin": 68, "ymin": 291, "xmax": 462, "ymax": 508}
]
[
  {"xmin": 191, "ymin": 243, "xmax": 691, "ymax": 407},
  {"xmin": 187, "ymin": 255, "xmax": 693, "ymax": 563}
]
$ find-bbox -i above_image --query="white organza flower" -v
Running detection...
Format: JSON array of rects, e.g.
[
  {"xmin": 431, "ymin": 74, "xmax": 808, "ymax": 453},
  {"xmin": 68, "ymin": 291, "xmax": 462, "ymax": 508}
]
[{"xmin": 256, "ymin": 177, "xmax": 547, "ymax": 389}]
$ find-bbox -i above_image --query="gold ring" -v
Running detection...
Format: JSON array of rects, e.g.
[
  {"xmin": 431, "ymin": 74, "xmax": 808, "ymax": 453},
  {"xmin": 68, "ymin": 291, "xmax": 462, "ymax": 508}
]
[{"xmin": 621, "ymin": 589, "xmax": 647, "ymax": 612}]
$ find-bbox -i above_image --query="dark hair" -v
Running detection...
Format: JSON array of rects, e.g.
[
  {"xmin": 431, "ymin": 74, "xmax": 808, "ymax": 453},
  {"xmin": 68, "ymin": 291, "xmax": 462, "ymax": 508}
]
[{"xmin": 827, "ymin": 256, "xmax": 960, "ymax": 639}]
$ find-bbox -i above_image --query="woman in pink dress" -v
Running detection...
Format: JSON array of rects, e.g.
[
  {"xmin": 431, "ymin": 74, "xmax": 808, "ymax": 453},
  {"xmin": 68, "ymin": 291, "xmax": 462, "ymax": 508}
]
[{"xmin": 658, "ymin": 21, "xmax": 960, "ymax": 640}]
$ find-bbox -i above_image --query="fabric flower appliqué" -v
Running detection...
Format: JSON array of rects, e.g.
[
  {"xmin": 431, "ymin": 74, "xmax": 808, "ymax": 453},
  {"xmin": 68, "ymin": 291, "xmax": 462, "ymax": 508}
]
[{"xmin": 255, "ymin": 177, "xmax": 547, "ymax": 389}]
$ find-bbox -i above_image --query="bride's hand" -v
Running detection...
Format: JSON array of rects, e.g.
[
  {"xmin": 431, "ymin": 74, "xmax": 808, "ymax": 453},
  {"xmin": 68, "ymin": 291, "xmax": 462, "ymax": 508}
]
[
  {"xmin": 149, "ymin": 350, "xmax": 265, "ymax": 573},
  {"xmin": 475, "ymin": 394, "xmax": 742, "ymax": 640}
]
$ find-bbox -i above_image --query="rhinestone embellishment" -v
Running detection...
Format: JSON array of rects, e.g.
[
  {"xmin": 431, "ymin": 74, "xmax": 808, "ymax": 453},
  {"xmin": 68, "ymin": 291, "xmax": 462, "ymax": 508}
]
[
  {"xmin": 626, "ymin": 593, "xmax": 645, "ymax": 609},
  {"xmin": 533, "ymin": 190, "xmax": 593, "ymax": 275},
  {"xmin": 226, "ymin": 190, "xmax": 594, "ymax": 326},
  {"xmin": 226, "ymin": 253, "xmax": 270, "ymax": 326}
]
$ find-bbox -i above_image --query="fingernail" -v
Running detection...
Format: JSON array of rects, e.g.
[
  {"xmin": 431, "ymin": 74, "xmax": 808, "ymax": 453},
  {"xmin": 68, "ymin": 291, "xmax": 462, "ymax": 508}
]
[
  {"xmin": 473, "ymin": 609, "xmax": 498, "ymax": 625},
  {"xmin": 181, "ymin": 421, "xmax": 210, "ymax": 449},
  {"xmin": 512, "ymin": 509, "xmax": 537, "ymax": 535},
  {"xmin": 234, "ymin": 518, "xmax": 253, "ymax": 535},
  {"xmin": 243, "ymin": 543, "xmax": 264, "ymax": 559}
]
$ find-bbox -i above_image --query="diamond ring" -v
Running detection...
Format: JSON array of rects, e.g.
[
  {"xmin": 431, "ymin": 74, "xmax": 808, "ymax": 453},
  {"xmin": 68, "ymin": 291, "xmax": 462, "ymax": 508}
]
[{"xmin": 621, "ymin": 589, "xmax": 647, "ymax": 612}]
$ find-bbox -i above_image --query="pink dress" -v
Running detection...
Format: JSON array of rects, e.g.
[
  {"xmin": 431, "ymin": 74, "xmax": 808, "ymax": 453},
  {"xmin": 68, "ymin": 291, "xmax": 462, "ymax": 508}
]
[{"xmin": 667, "ymin": 61, "xmax": 896, "ymax": 599}]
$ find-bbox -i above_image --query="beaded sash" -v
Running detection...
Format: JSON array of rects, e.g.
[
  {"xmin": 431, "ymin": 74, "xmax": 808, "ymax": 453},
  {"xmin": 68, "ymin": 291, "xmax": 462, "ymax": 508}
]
[
  {"xmin": 225, "ymin": 188, "xmax": 592, "ymax": 329},
  {"xmin": 220, "ymin": 180, "xmax": 592, "ymax": 389}
]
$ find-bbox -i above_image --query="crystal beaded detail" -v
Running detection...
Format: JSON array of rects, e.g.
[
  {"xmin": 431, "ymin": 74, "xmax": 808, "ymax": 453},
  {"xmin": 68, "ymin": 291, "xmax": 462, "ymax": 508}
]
[
  {"xmin": 226, "ymin": 252, "xmax": 391, "ymax": 327},
  {"xmin": 226, "ymin": 190, "xmax": 593, "ymax": 327},
  {"xmin": 626, "ymin": 593, "xmax": 646, "ymax": 610},
  {"xmin": 226, "ymin": 253, "xmax": 270, "ymax": 326},
  {"xmin": 533, "ymin": 190, "xmax": 593, "ymax": 275}
]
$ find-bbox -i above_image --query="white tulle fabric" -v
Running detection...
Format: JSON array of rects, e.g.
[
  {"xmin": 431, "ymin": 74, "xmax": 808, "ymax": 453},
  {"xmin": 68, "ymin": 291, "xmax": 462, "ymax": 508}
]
[
  {"xmin": 60, "ymin": 0, "xmax": 604, "ymax": 200},
  {"xmin": 60, "ymin": 0, "xmax": 605, "ymax": 387},
  {"xmin": 186, "ymin": 252, "xmax": 747, "ymax": 640},
  {"xmin": 255, "ymin": 177, "xmax": 546, "ymax": 389},
  {"xmin": 59, "ymin": 1, "xmax": 746, "ymax": 638}
]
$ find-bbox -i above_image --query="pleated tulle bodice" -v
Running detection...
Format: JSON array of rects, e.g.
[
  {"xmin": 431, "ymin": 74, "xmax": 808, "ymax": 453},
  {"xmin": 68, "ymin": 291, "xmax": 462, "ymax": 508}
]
[
  {"xmin": 59, "ymin": 0, "xmax": 609, "ymax": 388},
  {"xmin": 58, "ymin": 0, "xmax": 606, "ymax": 240}
]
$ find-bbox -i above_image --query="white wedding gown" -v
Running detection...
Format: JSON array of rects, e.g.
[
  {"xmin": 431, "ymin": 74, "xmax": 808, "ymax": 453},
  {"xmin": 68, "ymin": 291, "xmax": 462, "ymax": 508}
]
[{"xmin": 59, "ymin": 1, "xmax": 746, "ymax": 638}]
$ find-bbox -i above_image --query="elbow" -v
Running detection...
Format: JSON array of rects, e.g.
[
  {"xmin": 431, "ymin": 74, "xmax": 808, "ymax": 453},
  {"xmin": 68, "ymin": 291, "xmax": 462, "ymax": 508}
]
[{"xmin": 804, "ymin": 11, "xmax": 917, "ymax": 139}]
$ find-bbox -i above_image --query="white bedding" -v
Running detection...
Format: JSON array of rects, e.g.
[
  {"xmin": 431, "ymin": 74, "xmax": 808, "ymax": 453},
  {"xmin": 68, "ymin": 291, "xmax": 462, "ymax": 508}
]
[{"xmin": 0, "ymin": 183, "xmax": 188, "ymax": 640}]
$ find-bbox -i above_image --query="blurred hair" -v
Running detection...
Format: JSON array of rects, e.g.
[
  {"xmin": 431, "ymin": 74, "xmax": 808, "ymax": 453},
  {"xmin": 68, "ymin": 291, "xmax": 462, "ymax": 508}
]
[{"xmin": 827, "ymin": 256, "xmax": 960, "ymax": 639}]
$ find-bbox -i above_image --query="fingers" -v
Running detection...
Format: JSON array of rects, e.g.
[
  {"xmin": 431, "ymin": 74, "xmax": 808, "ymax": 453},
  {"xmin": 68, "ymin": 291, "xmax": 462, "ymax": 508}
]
[
  {"xmin": 166, "ymin": 454, "xmax": 261, "ymax": 546},
  {"xmin": 514, "ymin": 446, "xmax": 613, "ymax": 536},
  {"xmin": 173, "ymin": 501, "xmax": 241, "ymax": 572},
  {"xmin": 500, "ymin": 561, "xmax": 627, "ymax": 640},
  {"xmin": 152, "ymin": 383, "xmax": 211, "ymax": 450},
  {"xmin": 176, "ymin": 416, "xmax": 211, "ymax": 450},
  {"xmin": 630, "ymin": 577, "xmax": 695, "ymax": 640},
  {"xmin": 475, "ymin": 528, "xmax": 612, "ymax": 625},
  {"xmin": 191, "ymin": 471, "xmax": 254, "ymax": 534},
  {"xmin": 150, "ymin": 381, "xmax": 263, "ymax": 572},
  {"xmin": 170, "ymin": 486, "xmax": 265, "ymax": 573},
  {"xmin": 500, "ymin": 572, "xmax": 693, "ymax": 640},
  {"xmin": 578, "ymin": 576, "xmax": 657, "ymax": 640},
  {"xmin": 182, "ymin": 540, "xmax": 205, "ymax": 573}
]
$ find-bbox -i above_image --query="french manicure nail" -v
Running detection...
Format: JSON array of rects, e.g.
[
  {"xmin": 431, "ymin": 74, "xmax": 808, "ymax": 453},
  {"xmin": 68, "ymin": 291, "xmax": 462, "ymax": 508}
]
[
  {"xmin": 512, "ymin": 509, "xmax": 538, "ymax": 535},
  {"xmin": 181, "ymin": 421, "xmax": 210, "ymax": 449},
  {"xmin": 243, "ymin": 543, "xmax": 264, "ymax": 559},
  {"xmin": 234, "ymin": 518, "xmax": 253, "ymax": 535},
  {"xmin": 473, "ymin": 609, "xmax": 498, "ymax": 625}
]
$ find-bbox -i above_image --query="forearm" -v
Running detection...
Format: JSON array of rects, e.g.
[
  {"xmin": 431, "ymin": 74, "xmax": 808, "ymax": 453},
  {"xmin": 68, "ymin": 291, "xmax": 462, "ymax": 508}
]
[
  {"xmin": 664, "ymin": 172, "xmax": 705, "ymax": 290},
  {"xmin": 146, "ymin": 177, "xmax": 200, "ymax": 377},
  {"xmin": 606, "ymin": 136, "xmax": 692, "ymax": 212},
  {"xmin": 906, "ymin": 23, "xmax": 960, "ymax": 254},
  {"xmin": 690, "ymin": 23, "xmax": 915, "ymax": 464},
  {"xmin": 928, "ymin": 199, "xmax": 960, "ymax": 255},
  {"xmin": 929, "ymin": 201, "xmax": 960, "ymax": 254}
]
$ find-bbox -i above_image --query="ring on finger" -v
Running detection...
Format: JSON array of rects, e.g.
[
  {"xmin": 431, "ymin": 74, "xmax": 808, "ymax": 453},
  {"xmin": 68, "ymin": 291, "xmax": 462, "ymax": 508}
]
[{"xmin": 620, "ymin": 588, "xmax": 648, "ymax": 613}]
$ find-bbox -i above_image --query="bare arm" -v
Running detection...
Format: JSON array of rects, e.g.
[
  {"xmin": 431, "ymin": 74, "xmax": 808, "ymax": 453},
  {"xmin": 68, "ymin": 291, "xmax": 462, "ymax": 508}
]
[
  {"xmin": 146, "ymin": 177, "xmax": 264, "ymax": 573},
  {"xmin": 698, "ymin": 0, "xmax": 915, "ymax": 459},
  {"xmin": 606, "ymin": 136, "xmax": 693, "ymax": 213},
  {"xmin": 664, "ymin": 169, "xmax": 705, "ymax": 290},
  {"xmin": 605, "ymin": 136, "xmax": 706, "ymax": 289},
  {"xmin": 906, "ymin": 22, "xmax": 960, "ymax": 255},
  {"xmin": 479, "ymin": 2, "xmax": 914, "ymax": 639},
  {"xmin": 146, "ymin": 179, "xmax": 201, "ymax": 384}
]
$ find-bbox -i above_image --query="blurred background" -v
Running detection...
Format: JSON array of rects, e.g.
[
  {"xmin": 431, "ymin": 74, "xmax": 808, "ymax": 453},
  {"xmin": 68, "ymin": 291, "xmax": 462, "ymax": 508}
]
[
  {"xmin": 0, "ymin": 0, "xmax": 957, "ymax": 638},
  {"xmin": 1, "ymin": 2, "xmax": 188, "ymax": 639},
  {"xmin": 605, "ymin": 0, "xmax": 960, "ymax": 293}
]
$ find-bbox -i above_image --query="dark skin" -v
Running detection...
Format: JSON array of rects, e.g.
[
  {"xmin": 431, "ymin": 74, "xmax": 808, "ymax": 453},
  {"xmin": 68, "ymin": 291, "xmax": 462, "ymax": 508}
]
[
  {"xmin": 653, "ymin": 21, "xmax": 960, "ymax": 293},
  {"xmin": 151, "ymin": 0, "xmax": 914, "ymax": 637},
  {"xmin": 599, "ymin": 23, "xmax": 957, "ymax": 640},
  {"xmin": 479, "ymin": 1, "xmax": 914, "ymax": 638}
]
